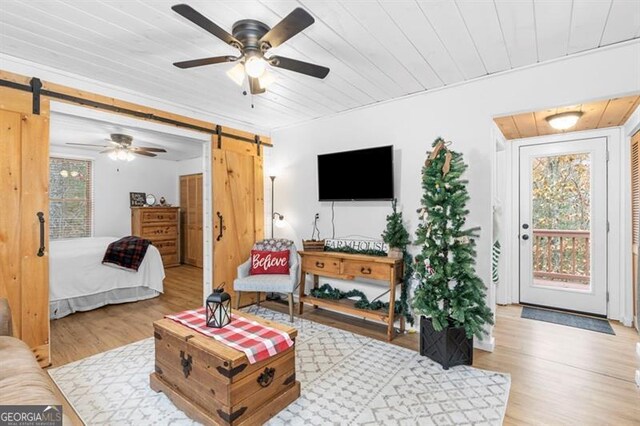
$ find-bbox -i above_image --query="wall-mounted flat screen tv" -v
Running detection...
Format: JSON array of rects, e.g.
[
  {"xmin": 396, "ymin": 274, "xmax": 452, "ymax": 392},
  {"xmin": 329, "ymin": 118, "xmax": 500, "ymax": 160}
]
[{"xmin": 317, "ymin": 145, "xmax": 394, "ymax": 201}]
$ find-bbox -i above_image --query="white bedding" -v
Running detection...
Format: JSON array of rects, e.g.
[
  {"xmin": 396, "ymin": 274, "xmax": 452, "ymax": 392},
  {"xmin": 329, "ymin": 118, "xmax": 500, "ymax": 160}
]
[{"xmin": 50, "ymin": 237, "xmax": 165, "ymax": 302}]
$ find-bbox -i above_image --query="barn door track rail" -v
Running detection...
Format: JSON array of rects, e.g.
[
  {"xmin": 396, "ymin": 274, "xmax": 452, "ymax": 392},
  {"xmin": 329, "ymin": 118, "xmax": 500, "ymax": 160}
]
[{"xmin": 0, "ymin": 75, "xmax": 272, "ymax": 151}]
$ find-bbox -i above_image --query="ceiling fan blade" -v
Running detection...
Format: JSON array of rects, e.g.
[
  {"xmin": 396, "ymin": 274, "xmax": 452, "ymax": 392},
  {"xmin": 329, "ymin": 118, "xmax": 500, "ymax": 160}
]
[
  {"xmin": 173, "ymin": 55, "xmax": 236, "ymax": 69},
  {"xmin": 172, "ymin": 4, "xmax": 242, "ymax": 48},
  {"xmin": 269, "ymin": 55, "xmax": 329, "ymax": 79},
  {"xmin": 134, "ymin": 151, "xmax": 157, "ymax": 157},
  {"xmin": 99, "ymin": 148, "xmax": 116, "ymax": 154},
  {"xmin": 132, "ymin": 147, "xmax": 167, "ymax": 153},
  {"xmin": 104, "ymin": 139, "xmax": 121, "ymax": 146},
  {"xmin": 249, "ymin": 77, "xmax": 266, "ymax": 95},
  {"xmin": 67, "ymin": 143, "xmax": 110, "ymax": 148},
  {"xmin": 260, "ymin": 8, "xmax": 314, "ymax": 48}
]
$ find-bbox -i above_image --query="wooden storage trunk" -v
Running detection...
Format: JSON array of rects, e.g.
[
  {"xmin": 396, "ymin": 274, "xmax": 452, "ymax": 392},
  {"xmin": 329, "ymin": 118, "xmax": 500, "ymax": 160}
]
[{"xmin": 150, "ymin": 312, "xmax": 300, "ymax": 425}]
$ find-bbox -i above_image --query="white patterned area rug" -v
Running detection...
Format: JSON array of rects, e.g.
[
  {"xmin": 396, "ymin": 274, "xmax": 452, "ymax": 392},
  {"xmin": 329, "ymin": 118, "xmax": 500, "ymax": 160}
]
[{"xmin": 49, "ymin": 307, "xmax": 510, "ymax": 425}]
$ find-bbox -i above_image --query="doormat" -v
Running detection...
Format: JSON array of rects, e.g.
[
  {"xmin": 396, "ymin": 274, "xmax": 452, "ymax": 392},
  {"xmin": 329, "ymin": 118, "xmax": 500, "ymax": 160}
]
[
  {"xmin": 521, "ymin": 306, "xmax": 615, "ymax": 335},
  {"xmin": 49, "ymin": 307, "xmax": 511, "ymax": 425}
]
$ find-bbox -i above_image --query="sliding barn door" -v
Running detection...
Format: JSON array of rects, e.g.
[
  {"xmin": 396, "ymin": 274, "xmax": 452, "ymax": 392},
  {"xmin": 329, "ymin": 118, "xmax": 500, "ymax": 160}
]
[
  {"xmin": 0, "ymin": 86, "xmax": 50, "ymax": 366},
  {"xmin": 212, "ymin": 136, "xmax": 265, "ymax": 307}
]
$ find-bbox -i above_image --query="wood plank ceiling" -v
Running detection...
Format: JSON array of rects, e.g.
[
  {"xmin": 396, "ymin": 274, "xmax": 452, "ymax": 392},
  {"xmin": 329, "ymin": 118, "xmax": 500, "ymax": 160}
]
[
  {"xmin": 494, "ymin": 94, "xmax": 640, "ymax": 139},
  {"xmin": 0, "ymin": 0, "xmax": 639, "ymax": 131}
]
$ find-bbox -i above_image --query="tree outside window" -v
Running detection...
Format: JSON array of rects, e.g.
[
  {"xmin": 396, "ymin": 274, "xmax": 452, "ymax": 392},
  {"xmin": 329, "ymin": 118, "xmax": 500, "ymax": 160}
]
[{"xmin": 49, "ymin": 157, "xmax": 93, "ymax": 239}]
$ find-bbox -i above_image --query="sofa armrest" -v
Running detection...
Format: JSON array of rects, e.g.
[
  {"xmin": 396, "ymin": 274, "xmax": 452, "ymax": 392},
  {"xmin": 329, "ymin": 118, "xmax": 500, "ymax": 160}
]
[
  {"xmin": 237, "ymin": 259, "xmax": 251, "ymax": 279},
  {"xmin": 0, "ymin": 298, "xmax": 13, "ymax": 337}
]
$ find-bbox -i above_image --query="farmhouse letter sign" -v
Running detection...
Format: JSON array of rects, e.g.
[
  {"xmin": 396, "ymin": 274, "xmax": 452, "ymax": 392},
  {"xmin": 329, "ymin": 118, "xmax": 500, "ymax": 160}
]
[{"xmin": 325, "ymin": 238, "xmax": 389, "ymax": 252}]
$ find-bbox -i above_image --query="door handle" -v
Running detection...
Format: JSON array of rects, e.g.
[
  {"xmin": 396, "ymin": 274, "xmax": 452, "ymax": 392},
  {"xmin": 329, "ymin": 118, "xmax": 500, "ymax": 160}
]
[
  {"xmin": 522, "ymin": 234, "xmax": 529, "ymax": 241},
  {"xmin": 216, "ymin": 212, "xmax": 226, "ymax": 241},
  {"xmin": 37, "ymin": 212, "xmax": 45, "ymax": 257}
]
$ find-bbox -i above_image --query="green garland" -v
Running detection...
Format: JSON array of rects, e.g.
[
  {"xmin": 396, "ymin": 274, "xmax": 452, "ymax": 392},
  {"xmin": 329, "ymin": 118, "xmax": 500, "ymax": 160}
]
[
  {"xmin": 310, "ymin": 284, "xmax": 393, "ymax": 312},
  {"xmin": 323, "ymin": 246, "xmax": 387, "ymax": 257}
]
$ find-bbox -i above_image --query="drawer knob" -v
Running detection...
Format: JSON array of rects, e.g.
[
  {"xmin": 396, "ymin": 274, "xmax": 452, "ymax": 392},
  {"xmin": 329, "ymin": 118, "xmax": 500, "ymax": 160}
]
[
  {"xmin": 361, "ymin": 267, "xmax": 372, "ymax": 275},
  {"xmin": 257, "ymin": 367, "xmax": 275, "ymax": 387},
  {"xmin": 315, "ymin": 261, "xmax": 325, "ymax": 268}
]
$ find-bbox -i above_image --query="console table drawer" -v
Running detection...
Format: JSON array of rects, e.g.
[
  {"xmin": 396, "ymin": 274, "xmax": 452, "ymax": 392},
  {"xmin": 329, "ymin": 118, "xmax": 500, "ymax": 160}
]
[
  {"xmin": 302, "ymin": 256, "xmax": 340, "ymax": 275},
  {"xmin": 342, "ymin": 260, "xmax": 390, "ymax": 281}
]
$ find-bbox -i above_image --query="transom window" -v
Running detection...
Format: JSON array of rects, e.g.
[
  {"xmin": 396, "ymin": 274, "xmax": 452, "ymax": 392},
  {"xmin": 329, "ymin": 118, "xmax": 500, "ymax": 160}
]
[{"xmin": 49, "ymin": 157, "xmax": 93, "ymax": 239}]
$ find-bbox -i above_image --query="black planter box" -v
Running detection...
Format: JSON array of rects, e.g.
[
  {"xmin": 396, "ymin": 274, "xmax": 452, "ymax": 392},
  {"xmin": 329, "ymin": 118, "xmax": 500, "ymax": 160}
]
[{"xmin": 420, "ymin": 316, "xmax": 473, "ymax": 370}]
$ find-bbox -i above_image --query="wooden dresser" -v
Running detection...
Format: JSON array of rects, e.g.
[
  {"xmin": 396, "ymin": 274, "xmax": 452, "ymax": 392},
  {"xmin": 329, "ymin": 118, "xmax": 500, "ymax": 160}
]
[{"xmin": 131, "ymin": 206, "xmax": 180, "ymax": 268}]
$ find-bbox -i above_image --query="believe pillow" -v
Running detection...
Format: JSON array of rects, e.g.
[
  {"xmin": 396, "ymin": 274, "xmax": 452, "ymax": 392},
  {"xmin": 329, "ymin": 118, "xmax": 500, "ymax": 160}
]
[{"xmin": 250, "ymin": 250, "xmax": 290, "ymax": 275}]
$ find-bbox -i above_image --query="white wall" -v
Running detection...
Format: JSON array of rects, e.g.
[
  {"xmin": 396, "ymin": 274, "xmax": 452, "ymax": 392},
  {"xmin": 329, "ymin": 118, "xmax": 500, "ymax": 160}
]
[
  {"xmin": 51, "ymin": 146, "xmax": 180, "ymax": 237},
  {"xmin": 268, "ymin": 42, "xmax": 640, "ymax": 340}
]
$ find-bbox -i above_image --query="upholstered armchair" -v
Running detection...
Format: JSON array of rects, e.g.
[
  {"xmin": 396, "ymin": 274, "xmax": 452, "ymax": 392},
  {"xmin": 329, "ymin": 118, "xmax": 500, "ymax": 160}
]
[{"xmin": 233, "ymin": 239, "xmax": 301, "ymax": 322}]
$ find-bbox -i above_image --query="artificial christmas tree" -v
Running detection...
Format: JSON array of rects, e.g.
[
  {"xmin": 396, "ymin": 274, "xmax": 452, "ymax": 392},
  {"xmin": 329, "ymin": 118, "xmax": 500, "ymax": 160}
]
[
  {"xmin": 412, "ymin": 138, "xmax": 494, "ymax": 369},
  {"xmin": 382, "ymin": 198, "xmax": 411, "ymax": 259}
]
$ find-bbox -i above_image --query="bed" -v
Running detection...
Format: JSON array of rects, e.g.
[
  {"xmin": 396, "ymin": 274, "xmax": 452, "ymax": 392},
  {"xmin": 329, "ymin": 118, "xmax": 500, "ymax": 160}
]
[{"xmin": 49, "ymin": 237, "xmax": 165, "ymax": 319}]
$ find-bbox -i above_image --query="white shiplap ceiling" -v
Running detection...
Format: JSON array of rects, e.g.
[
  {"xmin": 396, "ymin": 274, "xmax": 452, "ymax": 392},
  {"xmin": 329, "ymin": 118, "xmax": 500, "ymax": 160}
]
[
  {"xmin": 1, "ymin": 0, "xmax": 639, "ymax": 131},
  {"xmin": 51, "ymin": 112, "xmax": 205, "ymax": 161}
]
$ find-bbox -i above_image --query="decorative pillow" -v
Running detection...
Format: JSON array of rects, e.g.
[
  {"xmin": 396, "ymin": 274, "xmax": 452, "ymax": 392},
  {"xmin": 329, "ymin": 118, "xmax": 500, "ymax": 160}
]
[
  {"xmin": 253, "ymin": 239, "xmax": 294, "ymax": 252},
  {"xmin": 250, "ymin": 250, "xmax": 290, "ymax": 275}
]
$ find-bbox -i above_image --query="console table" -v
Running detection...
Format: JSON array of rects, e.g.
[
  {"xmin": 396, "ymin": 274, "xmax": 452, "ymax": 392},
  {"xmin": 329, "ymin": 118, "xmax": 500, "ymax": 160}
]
[{"xmin": 297, "ymin": 251, "xmax": 404, "ymax": 341}]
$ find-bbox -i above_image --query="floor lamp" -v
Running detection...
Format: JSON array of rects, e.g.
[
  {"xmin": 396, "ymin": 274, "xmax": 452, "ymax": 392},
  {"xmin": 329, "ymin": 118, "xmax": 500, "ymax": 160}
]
[{"xmin": 268, "ymin": 175, "xmax": 281, "ymax": 301}]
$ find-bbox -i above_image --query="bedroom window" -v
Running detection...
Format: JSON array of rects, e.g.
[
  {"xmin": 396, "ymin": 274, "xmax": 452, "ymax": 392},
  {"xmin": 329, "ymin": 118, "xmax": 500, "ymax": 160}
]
[{"xmin": 49, "ymin": 157, "xmax": 93, "ymax": 239}]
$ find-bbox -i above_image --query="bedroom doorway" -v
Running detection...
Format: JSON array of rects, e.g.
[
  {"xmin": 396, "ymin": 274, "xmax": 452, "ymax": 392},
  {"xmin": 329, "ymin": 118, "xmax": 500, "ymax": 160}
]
[
  {"xmin": 519, "ymin": 137, "xmax": 608, "ymax": 316},
  {"xmin": 47, "ymin": 108, "xmax": 207, "ymax": 323}
]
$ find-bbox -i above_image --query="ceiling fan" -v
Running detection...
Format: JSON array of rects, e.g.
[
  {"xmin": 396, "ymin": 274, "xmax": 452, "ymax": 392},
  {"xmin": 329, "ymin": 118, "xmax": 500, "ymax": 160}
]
[
  {"xmin": 171, "ymin": 4, "xmax": 330, "ymax": 94},
  {"xmin": 67, "ymin": 134, "xmax": 167, "ymax": 161}
]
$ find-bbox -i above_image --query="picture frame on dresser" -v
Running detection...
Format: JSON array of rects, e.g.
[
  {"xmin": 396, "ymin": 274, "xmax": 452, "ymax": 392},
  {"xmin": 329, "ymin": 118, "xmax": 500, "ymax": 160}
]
[{"xmin": 130, "ymin": 192, "xmax": 146, "ymax": 207}]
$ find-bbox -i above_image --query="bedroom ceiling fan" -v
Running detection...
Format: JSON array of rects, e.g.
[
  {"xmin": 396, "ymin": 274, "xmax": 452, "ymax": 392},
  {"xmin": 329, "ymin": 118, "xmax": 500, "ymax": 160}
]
[
  {"xmin": 67, "ymin": 134, "xmax": 167, "ymax": 162},
  {"xmin": 171, "ymin": 4, "xmax": 330, "ymax": 95}
]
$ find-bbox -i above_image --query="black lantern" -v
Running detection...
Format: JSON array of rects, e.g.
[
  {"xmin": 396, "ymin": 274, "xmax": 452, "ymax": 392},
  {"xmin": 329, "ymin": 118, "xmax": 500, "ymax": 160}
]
[{"xmin": 206, "ymin": 286, "xmax": 231, "ymax": 328}]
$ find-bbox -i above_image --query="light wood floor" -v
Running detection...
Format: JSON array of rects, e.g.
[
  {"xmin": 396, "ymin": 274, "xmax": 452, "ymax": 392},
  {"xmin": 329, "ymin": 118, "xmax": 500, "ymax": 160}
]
[{"xmin": 50, "ymin": 265, "xmax": 640, "ymax": 425}]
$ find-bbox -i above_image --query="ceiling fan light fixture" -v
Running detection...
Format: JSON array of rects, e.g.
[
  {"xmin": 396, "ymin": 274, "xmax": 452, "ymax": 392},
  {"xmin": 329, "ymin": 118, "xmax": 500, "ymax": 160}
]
[
  {"xmin": 108, "ymin": 151, "xmax": 118, "ymax": 161},
  {"xmin": 226, "ymin": 63, "xmax": 246, "ymax": 86},
  {"xmin": 126, "ymin": 152, "xmax": 135, "ymax": 162},
  {"xmin": 258, "ymin": 70, "xmax": 276, "ymax": 90},
  {"xmin": 117, "ymin": 149, "xmax": 128, "ymax": 161},
  {"xmin": 546, "ymin": 111, "xmax": 583, "ymax": 130},
  {"xmin": 245, "ymin": 56, "xmax": 267, "ymax": 78}
]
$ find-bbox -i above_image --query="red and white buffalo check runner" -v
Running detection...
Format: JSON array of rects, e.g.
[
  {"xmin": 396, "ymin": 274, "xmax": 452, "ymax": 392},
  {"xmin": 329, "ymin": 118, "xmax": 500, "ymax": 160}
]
[{"xmin": 165, "ymin": 308, "xmax": 294, "ymax": 364}]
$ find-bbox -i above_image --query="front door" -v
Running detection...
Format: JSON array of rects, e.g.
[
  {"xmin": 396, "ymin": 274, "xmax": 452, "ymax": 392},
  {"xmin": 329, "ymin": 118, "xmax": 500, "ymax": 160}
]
[{"xmin": 519, "ymin": 137, "xmax": 607, "ymax": 315}]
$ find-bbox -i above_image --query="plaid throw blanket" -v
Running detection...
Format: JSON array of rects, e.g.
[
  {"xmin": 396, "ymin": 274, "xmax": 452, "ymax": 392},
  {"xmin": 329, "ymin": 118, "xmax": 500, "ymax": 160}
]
[
  {"xmin": 102, "ymin": 236, "xmax": 151, "ymax": 272},
  {"xmin": 166, "ymin": 308, "xmax": 294, "ymax": 364}
]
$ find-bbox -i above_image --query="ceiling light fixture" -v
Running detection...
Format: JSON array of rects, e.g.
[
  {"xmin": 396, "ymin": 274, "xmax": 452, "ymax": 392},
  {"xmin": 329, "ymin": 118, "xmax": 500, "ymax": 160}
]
[
  {"xmin": 226, "ymin": 63, "xmax": 245, "ymax": 86},
  {"xmin": 245, "ymin": 56, "xmax": 267, "ymax": 78},
  {"xmin": 546, "ymin": 111, "xmax": 583, "ymax": 130}
]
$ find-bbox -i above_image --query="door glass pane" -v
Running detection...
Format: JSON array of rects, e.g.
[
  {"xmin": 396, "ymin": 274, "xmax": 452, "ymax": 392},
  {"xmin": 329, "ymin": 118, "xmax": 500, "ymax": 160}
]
[{"xmin": 531, "ymin": 153, "xmax": 591, "ymax": 291}]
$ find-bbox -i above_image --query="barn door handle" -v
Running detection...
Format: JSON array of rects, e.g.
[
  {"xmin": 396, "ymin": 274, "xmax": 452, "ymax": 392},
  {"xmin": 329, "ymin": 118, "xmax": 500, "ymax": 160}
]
[
  {"xmin": 216, "ymin": 212, "xmax": 226, "ymax": 241},
  {"xmin": 37, "ymin": 212, "xmax": 45, "ymax": 257},
  {"xmin": 257, "ymin": 367, "xmax": 275, "ymax": 387}
]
